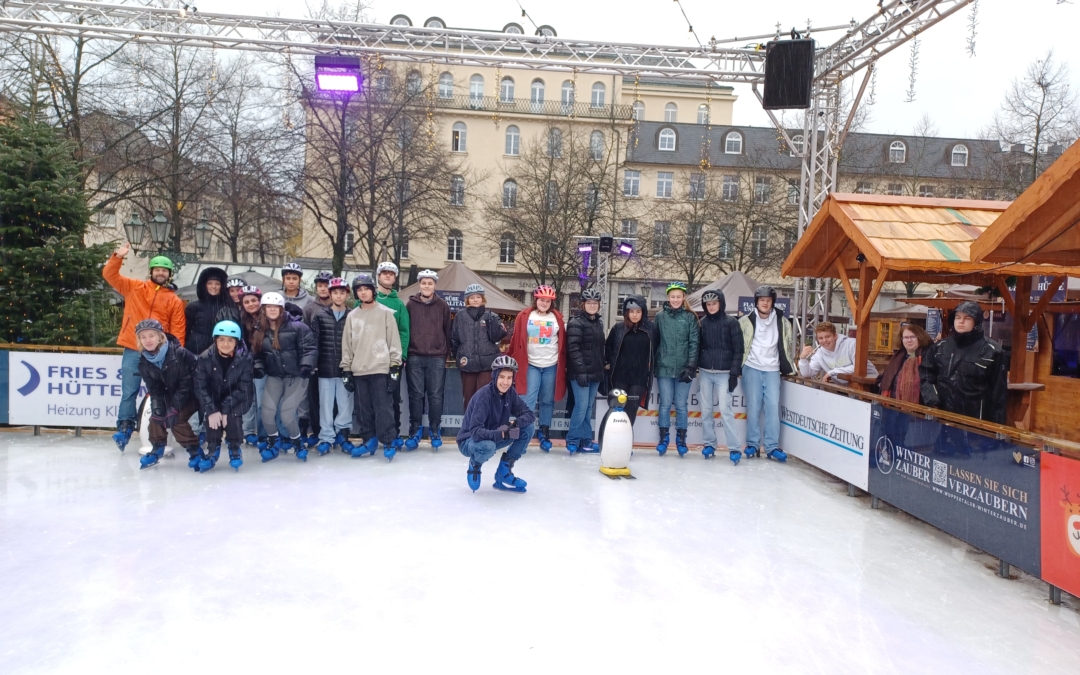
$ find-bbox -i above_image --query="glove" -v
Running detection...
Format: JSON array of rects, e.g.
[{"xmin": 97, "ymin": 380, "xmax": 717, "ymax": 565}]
[
  {"xmin": 496, "ymin": 424, "xmax": 511, "ymax": 440},
  {"xmin": 207, "ymin": 411, "xmax": 223, "ymax": 429},
  {"xmin": 164, "ymin": 408, "xmax": 179, "ymax": 430},
  {"xmin": 677, "ymin": 367, "xmax": 695, "ymax": 384},
  {"xmin": 576, "ymin": 375, "xmax": 589, "ymax": 388},
  {"xmin": 389, "ymin": 364, "xmax": 402, "ymax": 382},
  {"xmin": 342, "ymin": 373, "xmax": 355, "ymax": 393},
  {"xmin": 728, "ymin": 373, "xmax": 739, "ymax": 394},
  {"xmin": 253, "ymin": 361, "xmax": 265, "ymax": 379},
  {"xmin": 300, "ymin": 365, "xmax": 313, "ymax": 380},
  {"xmin": 508, "ymin": 426, "xmax": 521, "ymax": 440}
]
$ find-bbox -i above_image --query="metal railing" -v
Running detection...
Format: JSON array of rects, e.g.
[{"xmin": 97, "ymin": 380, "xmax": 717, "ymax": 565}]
[{"xmin": 428, "ymin": 94, "xmax": 633, "ymax": 120}]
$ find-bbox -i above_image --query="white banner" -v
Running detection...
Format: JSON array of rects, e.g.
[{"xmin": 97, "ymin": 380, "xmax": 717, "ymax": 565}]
[
  {"xmin": 7, "ymin": 351, "xmax": 145, "ymax": 428},
  {"xmin": 778, "ymin": 380, "xmax": 872, "ymax": 489},
  {"xmin": 594, "ymin": 378, "xmax": 747, "ymax": 445}
]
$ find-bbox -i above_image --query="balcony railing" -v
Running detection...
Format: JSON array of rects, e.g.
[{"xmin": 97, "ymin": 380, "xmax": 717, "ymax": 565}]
[{"xmin": 429, "ymin": 94, "xmax": 633, "ymax": 120}]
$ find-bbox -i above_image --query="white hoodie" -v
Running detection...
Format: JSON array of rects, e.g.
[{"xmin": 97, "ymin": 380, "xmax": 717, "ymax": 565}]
[{"xmin": 798, "ymin": 334, "xmax": 878, "ymax": 384}]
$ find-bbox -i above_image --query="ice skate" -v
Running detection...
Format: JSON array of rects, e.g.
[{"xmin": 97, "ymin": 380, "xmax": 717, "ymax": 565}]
[
  {"xmin": 352, "ymin": 437, "xmax": 378, "ymax": 458},
  {"xmin": 566, "ymin": 442, "xmax": 579, "ymax": 454},
  {"xmin": 581, "ymin": 441, "xmax": 600, "ymax": 454},
  {"xmin": 767, "ymin": 448, "xmax": 788, "ymax": 463},
  {"xmin": 729, "ymin": 449, "xmax": 741, "ymax": 465},
  {"xmin": 744, "ymin": 445, "xmax": 760, "ymax": 459},
  {"xmin": 187, "ymin": 446, "xmax": 204, "ymax": 471},
  {"xmin": 228, "ymin": 443, "xmax": 243, "ymax": 471},
  {"xmin": 656, "ymin": 428, "xmax": 670, "ymax": 456},
  {"xmin": 467, "ymin": 459, "xmax": 482, "ymax": 492},
  {"xmin": 404, "ymin": 426, "xmax": 423, "ymax": 450},
  {"xmin": 198, "ymin": 445, "xmax": 221, "ymax": 472},
  {"xmin": 493, "ymin": 457, "xmax": 526, "ymax": 493},
  {"xmin": 139, "ymin": 444, "xmax": 165, "ymax": 470},
  {"xmin": 537, "ymin": 425, "xmax": 553, "ymax": 452},
  {"xmin": 702, "ymin": 445, "xmax": 716, "ymax": 459},
  {"xmin": 384, "ymin": 442, "xmax": 397, "ymax": 462},
  {"xmin": 112, "ymin": 421, "xmax": 134, "ymax": 453},
  {"xmin": 675, "ymin": 429, "xmax": 689, "ymax": 457},
  {"xmin": 293, "ymin": 437, "xmax": 308, "ymax": 462},
  {"xmin": 259, "ymin": 436, "xmax": 280, "ymax": 462},
  {"xmin": 244, "ymin": 433, "xmax": 259, "ymax": 447},
  {"xmin": 430, "ymin": 427, "xmax": 442, "ymax": 450},
  {"xmin": 316, "ymin": 441, "xmax": 332, "ymax": 456}
]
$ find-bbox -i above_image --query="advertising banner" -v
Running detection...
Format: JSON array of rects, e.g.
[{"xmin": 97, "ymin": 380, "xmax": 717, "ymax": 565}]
[
  {"xmin": 7, "ymin": 351, "xmax": 145, "ymax": 428},
  {"xmin": 868, "ymin": 404, "xmax": 1041, "ymax": 576},
  {"xmin": 436, "ymin": 290, "xmax": 466, "ymax": 311},
  {"xmin": 1040, "ymin": 453, "xmax": 1080, "ymax": 598},
  {"xmin": 778, "ymin": 381, "xmax": 872, "ymax": 489},
  {"xmin": 595, "ymin": 378, "xmax": 747, "ymax": 445}
]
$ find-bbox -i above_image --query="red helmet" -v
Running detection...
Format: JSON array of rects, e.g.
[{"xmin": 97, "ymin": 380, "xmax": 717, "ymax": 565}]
[
  {"xmin": 533, "ymin": 285, "xmax": 556, "ymax": 300},
  {"xmin": 328, "ymin": 277, "xmax": 350, "ymax": 293}
]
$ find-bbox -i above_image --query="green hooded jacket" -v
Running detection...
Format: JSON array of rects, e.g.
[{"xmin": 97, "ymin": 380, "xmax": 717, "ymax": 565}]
[
  {"xmin": 376, "ymin": 288, "xmax": 410, "ymax": 357},
  {"xmin": 653, "ymin": 302, "xmax": 700, "ymax": 378}
]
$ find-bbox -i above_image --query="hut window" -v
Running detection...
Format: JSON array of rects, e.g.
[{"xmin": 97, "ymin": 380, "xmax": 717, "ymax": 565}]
[
  {"xmin": 1051, "ymin": 313, "xmax": 1080, "ymax": 378},
  {"xmin": 877, "ymin": 321, "xmax": 893, "ymax": 351}
]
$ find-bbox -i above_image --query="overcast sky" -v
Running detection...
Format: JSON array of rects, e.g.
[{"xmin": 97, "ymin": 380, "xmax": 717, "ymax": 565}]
[{"xmin": 213, "ymin": 0, "xmax": 1080, "ymax": 139}]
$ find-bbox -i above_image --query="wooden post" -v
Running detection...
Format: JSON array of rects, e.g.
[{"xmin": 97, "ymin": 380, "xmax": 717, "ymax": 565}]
[
  {"xmin": 1010, "ymin": 276, "xmax": 1032, "ymax": 386},
  {"xmin": 853, "ymin": 261, "xmax": 872, "ymax": 383}
]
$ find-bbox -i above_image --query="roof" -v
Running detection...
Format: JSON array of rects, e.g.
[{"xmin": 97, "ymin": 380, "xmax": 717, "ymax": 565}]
[
  {"xmin": 971, "ymin": 138, "xmax": 1080, "ymax": 266},
  {"xmin": 397, "ymin": 262, "xmax": 527, "ymax": 314},
  {"xmin": 685, "ymin": 270, "xmax": 761, "ymax": 312},
  {"xmin": 781, "ymin": 193, "xmax": 1080, "ymax": 286}
]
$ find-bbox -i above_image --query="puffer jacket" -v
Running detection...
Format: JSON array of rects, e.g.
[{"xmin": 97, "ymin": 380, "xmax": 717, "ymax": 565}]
[
  {"xmin": 566, "ymin": 311, "xmax": 606, "ymax": 384},
  {"xmin": 256, "ymin": 317, "xmax": 317, "ymax": 378},
  {"xmin": 310, "ymin": 304, "xmax": 349, "ymax": 378},
  {"xmin": 919, "ymin": 328, "xmax": 1008, "ymax": 423},
  {"xmin": 138, "ymin": 334, "xmax": 197, "ymax": 417},
  {"xmin": 654, "ymin": 303, "xmax": 700, "ymax": 378},
  {"xmin": 698, "ymin": 295, "xmax": 743, "ymax": 375},
  {"xmin": 215, "ymin": 301, "xmax": 243, "ymax": 327},
  {"xmin": 451, "ymin": 306, "xmax": 506, "ymax": 373},
  {"xmin": 193, "ymin": 345, "xmax": 255, "ymax": 417},
  {"xmin": 185, "ymin": 267, "xmax": 230, "ymax": 357}
]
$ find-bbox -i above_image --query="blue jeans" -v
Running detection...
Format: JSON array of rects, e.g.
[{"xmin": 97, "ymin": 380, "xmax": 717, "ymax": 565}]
[
  {"xmin": 458, "ymin": 423, "xmax": 534, "ymax": 465},
  {"xmin": 318, "ymin": 377, "xmax": 355, "ymax": 443},
  {"xmin": 567, "ymin": 380, "xmax": 599, "ymax": 446},
  {"xmin": 524, "ymin": 364, "xmax": 557, "ymax": 427},
  {"xmin": 743, "ymin": 366, "xmax": 780, "ymax": 452},
  {"xmin": 656, "ymin": 376, "xmax": 691, "ymax": 430},
  {"xmin": 118, "ymin": 348, "xmax": 142, "ymax": 425},
  {"xmin": 699, "ymin": 370, "xmax": 741, "ymax": 449}
]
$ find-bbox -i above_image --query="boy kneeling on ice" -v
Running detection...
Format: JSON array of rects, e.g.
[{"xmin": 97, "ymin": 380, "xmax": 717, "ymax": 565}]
[
  {"xmin": 136, "ymin": 319, "xmax": 198, "ymax": 470},
  {"xmin": 456, "ymin": 355, "xmax": 535, "ymax": 493},
  {"xmin": 193, "ymin": 321, "xmax": 255, "ymax": 472}
]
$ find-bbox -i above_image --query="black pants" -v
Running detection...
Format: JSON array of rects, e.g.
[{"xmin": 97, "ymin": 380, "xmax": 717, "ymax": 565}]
[
  {"xmin": 305, "ymin": 372, "xmax": 320, "ymax": 435},
  {"xmin": 390, "ymin": 369, "xmax": 402, "ymax": 438},
  {"xmin": 406, "ymin": 355, "xmax": 447, "ymax": 432},
  {"xmin": 353, "ymin": 373, "xmax": 396, "ymax": 445},
  {"xmin": 206, "ymin": 412, "xmax": 244, "ymax": 447}
]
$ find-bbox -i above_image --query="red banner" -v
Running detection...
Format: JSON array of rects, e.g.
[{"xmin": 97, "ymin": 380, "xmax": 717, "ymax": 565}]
[{"xmin": 1040, "ymin": 453, "xmax": 1080, "ymax": 597}]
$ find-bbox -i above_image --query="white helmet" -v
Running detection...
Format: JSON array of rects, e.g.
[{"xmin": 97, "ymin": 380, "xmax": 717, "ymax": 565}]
[
  {"xmin": 418, "ymin": 269, "xmax": 438, "ymax": 281},
  {"xmin": 261, "ymin": 291, "xmax": 286, "ymax": 307},
  {"xmin": 376, "ymin": 261, "xmax": 399, "ymax": 276}
]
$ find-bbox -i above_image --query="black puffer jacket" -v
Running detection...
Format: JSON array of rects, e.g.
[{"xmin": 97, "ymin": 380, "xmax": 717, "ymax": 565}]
[
  {"xmin": 309, "ymin": 304, "xmax": 348, "ymax": 378},
  {"xmin": 698, "ymin": 296, "xmax": 744, "ymax": 375},
  {"xmin": 919, "ymin": 328, "xmax": 1008, "ymax": 423},
  {"xmin": 450, "ymin": 306, "xmax": 506, "ymax": 373},
  {"xmin": 185, "ymin": 267, "xmax": 230, "ymax": 357},
  {"xmin": 566, "ymin": 311, "xmax": 606, "ymax": 384},
  {"xmin": 193, "ymin": 345, "xmax": 255, "ymax": 417},
  {"xmin": 604, "ymin": 295, "xmax": 658, "ymax": 408},
  {"xmin": 256, "ymin": 317, "xmax": 317, "ymax": 378},
  {"xmin": 138, "ymin": 334, "xmax": 197, "ymax": 417},
  {"xmin": 215, "ymin": 301, "xmax": 243, "ymax": 328}
]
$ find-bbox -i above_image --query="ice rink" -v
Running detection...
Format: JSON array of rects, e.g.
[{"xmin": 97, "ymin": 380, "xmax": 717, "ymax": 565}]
[{"xmin": 2, "ymin": 431, "xmax": 1079, "ymax": 674}]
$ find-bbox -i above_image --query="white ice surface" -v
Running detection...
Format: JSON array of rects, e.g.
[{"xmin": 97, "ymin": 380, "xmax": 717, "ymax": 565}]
[{"xmin": 2, "ymin": 432, "xmax": 1079, "ymax": 675}]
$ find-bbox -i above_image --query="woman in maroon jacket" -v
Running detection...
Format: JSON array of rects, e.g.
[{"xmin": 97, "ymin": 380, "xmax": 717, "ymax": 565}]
[
  {"xmin": 506, "ymin": 285, "xmax": 567, "ymax": 451},
  {"xmin": 877, "ymin": 323, "xmax": 932, "ymax": 403}
]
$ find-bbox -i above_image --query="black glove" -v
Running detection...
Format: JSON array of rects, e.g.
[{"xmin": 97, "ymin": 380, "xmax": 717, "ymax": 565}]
[
  {"xmin": 300, "ymin": 365, "xmax": 313, "ymax": 380},
  {"xmin": 164, "ymin": 408, "xmax": 179, "ymax": 430},
  {"xmin": 508, "ymin": 426, "xmax": 521, "ymax": 440},
  {"xmin": 496, "ymin": 424, "xmax": 510, "ymax": 440},
  {"xmin": 728, "ymin": 373, "xmax": 739, "ymax": 394},
  {"xmin": 576, "ymin": 375, "xmax": 589, "ymax": 388},
  {"xmin": 389, "ymin": 364, "xmax": 402, "ymax": 382},
  {"xmin": 677, "ymin": 367, "xmax": 695, "ymax": 384},
  {"xmin": 252, "ymin": 361, "xmax": 265, "ymax": 379},
  {"xmin": 342, "ymin": 373, "xmax": 355, "ymax": 393}
]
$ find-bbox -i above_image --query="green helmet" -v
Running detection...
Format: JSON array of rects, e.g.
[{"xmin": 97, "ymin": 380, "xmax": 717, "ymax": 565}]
[
  {"xmin": 666, "ymin": 281, "xmax": 688, "ymax": 294},
  {"xmin": 148, "ymin": 255, "xmax": 175, "ymax": 272}
]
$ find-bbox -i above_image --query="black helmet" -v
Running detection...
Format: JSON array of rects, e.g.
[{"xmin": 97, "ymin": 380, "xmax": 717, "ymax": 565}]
[
  {"xmin": 314, "ymin": 271, "xmax": 333, "ymax": 283},
  {"xmin": 352, "ymin": 273, "xmax": 376, "ymax": 292},
  {"xmin": 754, "ymin": 285, "xmax": 777, "ymax": 301},
  {"xmin": 580, "ymin": 287, "xmax": 602, "ymax": 302}
]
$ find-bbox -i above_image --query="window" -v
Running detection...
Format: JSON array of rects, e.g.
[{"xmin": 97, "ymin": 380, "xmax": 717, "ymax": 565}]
[
  {"xmin": 719, "ymin": 225, "xmax": 736, "ymax": 261},
  {"xmin": 951, "ymin": 144, "xmax": 969, "ymax": 167},
  {"xmin": 725, "ymin": 131, "xmax": 743, "ymax": 154},
  {"xmin": 889, "ymin": 140, "xmax": 906, "ymax": 163},
  {"xmin": 451, "ymin": 122, "xmax": 467, "ymax": 152},
  {"xmin": 982, "ymin": 188, "xmax": 997, "ymax": 201},
  {"xmin": 689, "ymin": 173, "xmax": 706, "ymax": 201},
  {"xmin": 664, "ymin": 103, "xmax": 677, "ymax": 123},
  {"xmin": 547, "ymin": 128, "xmax": 563, "ymax": 157},
  {"xmin": 687, "ymin": 222, "xmax": 703, "ymax": 257},
  {"xmin": 790, "ymin": 134, "xmax": 805, "ymax": 156},
  {"xmin": 948, "ymin": 186, "xmax": 966, "ymax": 199},
  {"xmin": 632, "ymin": 101, "xmax": 645, "ymax": 121},
  {"xmin": 623, "ymin": 170, "xmax": 640, "ymax": 197},
  {"xmin": 697, "ymin": 104, "xmax": 710, "ymax": 125},
  {"xmin": 621, "ymin": 219, "xmax": 638, "ymax": 240},
  {"xmin": 783, "ymin": 229, "xmax": 797, "ymax": 255},
  {"xmin": 406, "ymin": 70, "xmax": 422, "ymax": 96},
  {"xmin": 438, "ymin": 72, "xmax": 453, "ymax": 99},
  {"xmin": 658, "ymin": 128, "xmax": 676, "ymax": 151},
  {"xmin": 855, "ymin": 181, "xmax": 873, "ymax": 194},
  {"xmin": 447, "ymin": 230, "xmax": 463, "ymax": 261},
  {"xmin": 653, "ymin": 221, "xmax": 671, "ymax": 257},
  {"xmin": 531, "ymin": 79, "xmax": 545, "ymax": 103},
  {"xmin": 918, "ymin": 185, "xmax": 936, "ymax": 198},
  {"xmin": 591, "ymin": 82, "xmax": 606, "ymax": 108},
  {"xmin": 561, "ymin": 80, "xmax": 575, "ymax": 105},
  {"xmin": 722, "ymin": 175, "xmax": 738, "ymax": 201},
  {"xmin": 545, "ymin": 181, "xmax": 559, "ymax": 210},
  {"xmin": 787, "ymin": 179, "xmax": 799, "ymax": 205},
  {"xmin": 500, "ymin": 77, "xmax": 515, "ymax": 103},
  {"xmin": 590, "ymin": 131, "xmax": 604, "ymax": 160},
  {"xmin": 397, "ymin": 230, "xmax": 409, "ymax": 259},
  {"xmin": 750, "ymin": 226, "xmax": 768, "ymax": 258},
  {"xmin": 374, "ymin": 71, "xmax": 392, "ymax": 94},
  {"xmin": 450, "ymin": 175, "xmax": 465, "ymax": 206},
  {"xmin": 502, "ymin": 180, "xmax": 518, "ymax": 208},
  {"xmin": 505, "ymin": 125, "xmax": 520, "ymax": 155},
  {"xmin": 754, "ymin": 176, "xmax": 772, "ymax": 204},
  {"xmin": 469, "ymin": 74, "xmax": 484, "ymax": 101},
  {"xmin": 656, "ymin": 172, "xmax": 674, "ymax": 198},
  {"xmin": 876, "ymin": 321, "xmax": 894, "ymax": 352},
  {"xmin": 97, "ymin": 207, "xmax": 116, "ymax": 228},
  {"xmin": 500, "ymin": 233, "xmax": 516, "ymax": 264},
  {"xmin": 345, "ymin": 230, "xmax": 355, "ymax": 252},
  {"xmin": 1051, "ymin": 313, "xmax": 1080, "ymax": 378},
  {"xmin": 887, "ymin": 183, "xmax": 903, "ymax": 196}
]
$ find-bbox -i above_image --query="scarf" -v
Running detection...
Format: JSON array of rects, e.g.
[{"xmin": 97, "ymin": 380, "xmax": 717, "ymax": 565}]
[
  {"xmin": 142, "ymin": 338, "xmax": 169, "ymax": 369},
  {"xmin": 467, "ymin": 306, "xmax": 485, "ymax": 321},
  {"xmin": 895, "ymin": 354, "xmax": 921, "ymax": 403}
]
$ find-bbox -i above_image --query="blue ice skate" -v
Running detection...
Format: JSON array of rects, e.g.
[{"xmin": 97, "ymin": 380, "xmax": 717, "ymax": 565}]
[
  {"xmin": 293, "ymin": 438, "xmax": 308, "ymax": 462},
  {"xmin": 259, "ymin": 436, "xmax": 280, "ymax": 462},
  {"xmin": 384, "ymin": 442, "xmax": 397, "ymax": 462},
  {"xmin": 317, "ymin": 442, "xmax": 332, "ymax": 456},
  {"xmin": 729, "ymin": 449, "xmax": 741, "ymax": 465},
  {"xmin": 139, "ymin": 444, "xmax": 165, "ymax": 470},
  {"xmin": 675, "ymin": 430, "xmax": 689, "ymax": 457},
  {"xmin": 244, "ymin": 433, "xmax": 259, "ymax": 447},
  {"xmin": 537, "ymin": 426, "xmax": 553, "ymax": 452},
  {"xmin": 702, "ymin": 445, "xmax": 716, "ymax": 459},
  {"xmin": 187, "ymin": 446, "xmax": 204, "ymax": 471},
  {"xmin": 581, "ymin": 441, "xmax": 600, "ymax": 454},
  {"xmin": 351, "ymin": 437, "xmax": 378, "ymax": 458},
  {"xmin": 199, "ymin": 445, "xmax": 221, "ymax": 472},
  {"xmin": 404, "ymin": 427, "xmax": 423, "ymax": 450},
  {"xmin": 767, "ymin": 448, "xmax": 788, "ymax": 463},
  {"xmin": 566, "ymin": 442, "xmax": 578, "ymax": 454},
  {"xmin": 744, "ymin": 445, "xmax": 760, "ymax": 459},
  {"xmin": 112, "ymin": 421, "xmax": 134, "ymax": 453},
  {"xmin": 656, "ymin": 428, "xmax": 670, "ymax": 456},
  {"xmin": 493, "ymin": 459, "xmax": 527, "ymax": 493},
  {"xmin": 467, "ymin": 459, "xmax": 482, "ymax": 492},
  {"xmin": 430, "ymin": 427, "xmax": 443, "ymax": 450},
  {"xmin": 228, "ymin": 443, "xmax": 243, "ymax": 471}
]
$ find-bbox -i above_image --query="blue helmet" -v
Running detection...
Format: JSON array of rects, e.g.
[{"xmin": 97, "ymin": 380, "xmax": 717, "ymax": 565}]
[{"xmin": 212, "ymin": 320, "xmax": 242, "ymax": 340}]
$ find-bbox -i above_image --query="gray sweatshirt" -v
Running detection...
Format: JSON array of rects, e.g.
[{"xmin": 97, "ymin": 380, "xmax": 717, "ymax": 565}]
[{"xmin": 340, "ymin": 302, "xmax": 403, "ymax": 376}]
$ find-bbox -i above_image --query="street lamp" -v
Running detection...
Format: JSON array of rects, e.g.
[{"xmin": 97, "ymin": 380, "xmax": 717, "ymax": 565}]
[
  {"xmin": 128, "ymin": 208, "xmax": 206, "ymax": 271},
  {"xmin": 194, "ymin": 218, "xmax": 212, "ymax": 257},
  {"xmin": 124, "ymin": 211, "xmax": 145, "ymax": 251},
  {"xmin": 148, "ymin": 208, "xmax": 171, "ymax": 247}
]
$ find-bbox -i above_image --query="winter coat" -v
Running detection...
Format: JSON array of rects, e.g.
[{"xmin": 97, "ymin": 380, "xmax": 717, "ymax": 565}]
[
  {"xmin": 698, "ymin": 298, "xmax": 743, "ymax": 375},
  {"xmin": 654, "ymin": 303, "xmax": 700, "ymax": 378},
  {"xmin": 193, "ymin": 345, "xmax": 255, "ymax": 417},
  {"xmin": 340, "ymin": 303, "xmax": 403, "ymax": 376},
  {"xmin": 281, "ymin": 286, "xmax": 313, "ymax": 311},
  {"xmin": 185, "ymin": 267, "xmax": 230, "ymax": 358},
  {"xmin": 919, "ymin": 329, "xmax": 1008, "ymax": 423},
  {"xmin": 739, "ymin": 309, "xmax": 796, "ymax": 376},
  {"xmin": 103, "ymin": 254, "xmax": 186, "ymax": 351},
  {"xmin": 256, "ymin": 317, "xmax": 317, "ymax": 379},
  {"xmin": 138, "ymin": 334, "xmax": 197, "ymax": 417},
  {"xmin": 566, "ymin": 311, "xmax": 606, "ymax": 385},
  {"xmin": 605, "ymin": 309, "xmax": 657, "ymax": 410},
  {"xmin": 377, "ymin": 288, "xmax": 411, "ymax": 357},
  {"xmin": 507, "ymin": 307, "xmax": 568, "ymax": 401},
  {"xmin": 878, "ymin": 347, "xmax": 924, "ymax": 401},
  {"xmin": 303, "ymin": 296, "xmax": 332, "ymax": 325},
  {"xmin": 450, "ymin": 306, "xmax": 506, "ymax": 373},
  {"xmin": 455, "ymin": 378, "xmax": 537, "ymax": 445},
  {"xmin": 407, "ymin": 293, "xmax": 452, "ymax": 358},
  {"xmin": 310, "ymin": 305, "xmax": 349, "ymax": 378},
  {"xmin": 216, "ymin": 301, "xmax": 243, "ymax": 327}
]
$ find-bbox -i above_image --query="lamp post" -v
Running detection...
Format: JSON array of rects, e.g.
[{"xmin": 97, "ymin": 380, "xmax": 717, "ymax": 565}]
[{"xmin": 125, "ymin": 208, "xmax": 209, "ymax": 271}]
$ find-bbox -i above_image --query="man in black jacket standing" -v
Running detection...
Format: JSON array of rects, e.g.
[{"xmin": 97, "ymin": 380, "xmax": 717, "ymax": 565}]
[
  {"xmin": 310, "ymin": 278, "xmax": 355, "ymax": 456},
  {"xmin": 920, "ymin": 300, "xmax": 1008, "ymax": 424},
  {"xmin": 697, "ymin": 291, "xmax": 745, "ymax": 463},
  {"xmin": 566, "ymin": 287, "xmax": 606, "ymax": 453}
]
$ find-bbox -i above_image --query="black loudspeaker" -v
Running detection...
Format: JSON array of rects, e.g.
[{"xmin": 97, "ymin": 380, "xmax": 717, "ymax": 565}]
[
  {"xmin": 407, "ymin": 264, "xmax": 418, "ymax": 287},
  {"xmin": 598, "ymin": 236, "xmax": 614, "ymax": 253},
  {"xmin": 762, "ymin": 39, "xmax": 815, "ymax": 110}
]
